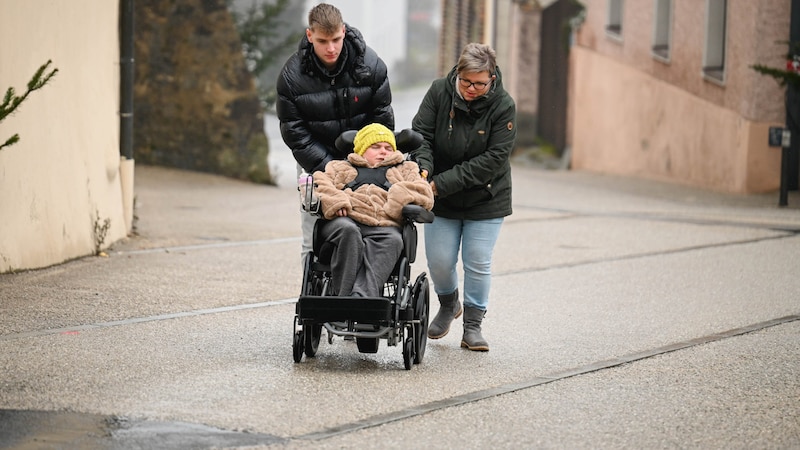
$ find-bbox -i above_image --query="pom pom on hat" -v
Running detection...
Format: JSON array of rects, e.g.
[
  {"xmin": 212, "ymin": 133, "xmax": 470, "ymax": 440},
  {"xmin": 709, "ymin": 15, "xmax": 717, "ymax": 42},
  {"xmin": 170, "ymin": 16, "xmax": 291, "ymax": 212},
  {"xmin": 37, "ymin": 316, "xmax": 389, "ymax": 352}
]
[{"xmin": 353, "ymin": 123, "xmax": 396, "ymax": 156}]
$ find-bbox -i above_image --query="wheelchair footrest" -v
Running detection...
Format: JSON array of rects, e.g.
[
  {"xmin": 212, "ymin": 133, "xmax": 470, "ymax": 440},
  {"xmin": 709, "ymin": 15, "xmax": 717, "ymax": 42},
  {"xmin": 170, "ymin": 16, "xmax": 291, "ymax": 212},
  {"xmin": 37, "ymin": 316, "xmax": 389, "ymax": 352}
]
[{"xmin": 297, "ymin": 295, "xmax": 393, "ymax": 323}]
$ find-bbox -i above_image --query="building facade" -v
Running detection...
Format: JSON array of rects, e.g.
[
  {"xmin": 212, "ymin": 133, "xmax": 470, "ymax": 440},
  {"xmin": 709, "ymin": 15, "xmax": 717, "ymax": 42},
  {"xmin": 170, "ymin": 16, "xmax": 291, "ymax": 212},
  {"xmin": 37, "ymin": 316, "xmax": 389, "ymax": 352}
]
[
  {"xmin": 569, "ymin": 0, "xmax": 789, "ymax": 193},
  {"xmin": 0, "ymin": 1, "xmax": 131, "ymax": 272}
]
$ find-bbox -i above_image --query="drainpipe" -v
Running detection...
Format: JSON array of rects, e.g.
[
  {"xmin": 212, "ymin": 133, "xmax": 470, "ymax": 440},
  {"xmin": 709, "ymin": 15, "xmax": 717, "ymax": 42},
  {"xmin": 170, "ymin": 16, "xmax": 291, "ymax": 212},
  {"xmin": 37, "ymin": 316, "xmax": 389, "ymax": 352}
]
[
  {"xmin": 119, "ymin": 0, "xmax": 135, "ymax": 231},
  {"xmin": 483, "ymin": 0, "xmax": 496, "ymax": 46}
]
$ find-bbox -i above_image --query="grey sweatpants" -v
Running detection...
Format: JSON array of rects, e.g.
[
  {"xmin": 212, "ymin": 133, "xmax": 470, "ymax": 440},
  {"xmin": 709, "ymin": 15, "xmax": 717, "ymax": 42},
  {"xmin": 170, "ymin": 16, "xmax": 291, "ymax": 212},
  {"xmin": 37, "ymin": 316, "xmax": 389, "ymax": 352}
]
[
  {"xmin": 317, "ymin": 217, "xmax": 403, "ymax": 297},
  {"xmin": 297, "ymin": 164, "xmax": 317, "ymax": 264}
]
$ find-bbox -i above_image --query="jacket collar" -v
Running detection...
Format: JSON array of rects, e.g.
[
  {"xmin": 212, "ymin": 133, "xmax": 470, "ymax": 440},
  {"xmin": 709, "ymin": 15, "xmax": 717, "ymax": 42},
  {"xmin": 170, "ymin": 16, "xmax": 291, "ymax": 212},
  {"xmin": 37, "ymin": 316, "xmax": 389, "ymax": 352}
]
[{"xmin": 347, "ymin": 150, "xmax": 405, "ymax": 168}]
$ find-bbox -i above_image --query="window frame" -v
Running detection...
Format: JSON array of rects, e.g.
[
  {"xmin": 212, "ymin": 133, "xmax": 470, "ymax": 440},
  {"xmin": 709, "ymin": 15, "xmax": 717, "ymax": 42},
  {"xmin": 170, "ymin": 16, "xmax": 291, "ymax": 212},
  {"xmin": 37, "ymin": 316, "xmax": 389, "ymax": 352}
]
[
  {"xmin": 702, "ymin": 0, "xmax": 727, "ymax": 84},
  {"xmin": 606, "ymin": 0, "xmax": 624, "ymax": 41},
  {"xmin": 652, "ymin": 0, "xmax": 672, "ymax": 62}
]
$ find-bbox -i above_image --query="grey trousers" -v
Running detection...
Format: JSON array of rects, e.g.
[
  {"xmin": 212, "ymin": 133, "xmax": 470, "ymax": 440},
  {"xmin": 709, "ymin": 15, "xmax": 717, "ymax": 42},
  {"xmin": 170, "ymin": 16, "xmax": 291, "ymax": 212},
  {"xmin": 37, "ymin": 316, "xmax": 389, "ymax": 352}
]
[
  {"xmin": 297, "ymin": 164, "xmax": 317, "ymax": 263},
  {"xmin": 317, "ymin": 217, "xmax": 403, "ymax": 297}
]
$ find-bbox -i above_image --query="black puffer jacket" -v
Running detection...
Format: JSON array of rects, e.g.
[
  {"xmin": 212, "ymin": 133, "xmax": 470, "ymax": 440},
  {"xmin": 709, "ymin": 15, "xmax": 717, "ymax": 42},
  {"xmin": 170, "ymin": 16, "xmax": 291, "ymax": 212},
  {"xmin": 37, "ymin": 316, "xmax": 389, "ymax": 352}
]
[
  {"xmin": 411, "ymin": 66, "xmax": 516, "ymax": 220},
  {"xmin": 276, "ymin": 24, "xmax": 394, "ymax": 173}
]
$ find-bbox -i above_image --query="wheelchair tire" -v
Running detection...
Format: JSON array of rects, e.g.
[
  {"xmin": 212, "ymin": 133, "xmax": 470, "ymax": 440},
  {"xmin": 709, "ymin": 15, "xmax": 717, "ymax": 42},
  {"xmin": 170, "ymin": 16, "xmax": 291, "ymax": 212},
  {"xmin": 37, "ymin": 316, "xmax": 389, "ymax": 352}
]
[
  {"xmin": 403, "ymin": 336, "xmax": 414, "ymax": 370},
  {"xmin": 304, "ymin": 323, "xmax": 322, "ymax": 357},
  {"xmin": 300, "ymin": 253, "xmax": 314, "ymax": 296},
  {"xmin": 292, "ymin": 330, "xmax": 304, "ymax": 363},
  {"xmin": 413, "ymin": 274, "xmax": 430, "ymax": 364}
]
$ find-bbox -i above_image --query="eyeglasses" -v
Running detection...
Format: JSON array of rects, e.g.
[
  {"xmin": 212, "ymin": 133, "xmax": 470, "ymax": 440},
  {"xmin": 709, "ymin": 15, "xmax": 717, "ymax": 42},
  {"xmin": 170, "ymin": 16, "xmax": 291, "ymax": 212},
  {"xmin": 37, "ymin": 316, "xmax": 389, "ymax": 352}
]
[{"xmin": 458, "ymin": 77, "xmax": 491, "ymax": 90}]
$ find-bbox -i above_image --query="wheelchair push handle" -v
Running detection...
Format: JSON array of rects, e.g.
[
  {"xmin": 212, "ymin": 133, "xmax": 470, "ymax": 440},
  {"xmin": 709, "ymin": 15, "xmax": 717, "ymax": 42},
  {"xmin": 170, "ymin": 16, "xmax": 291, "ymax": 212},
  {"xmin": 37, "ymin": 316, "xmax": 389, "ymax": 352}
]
[
  {"xmin": 298, "ymin": 172, "xmax": 321, "ymax": 215},
  {"xmin": 402, "ymin": 204, "xmax": 434, "ymax": 224}
]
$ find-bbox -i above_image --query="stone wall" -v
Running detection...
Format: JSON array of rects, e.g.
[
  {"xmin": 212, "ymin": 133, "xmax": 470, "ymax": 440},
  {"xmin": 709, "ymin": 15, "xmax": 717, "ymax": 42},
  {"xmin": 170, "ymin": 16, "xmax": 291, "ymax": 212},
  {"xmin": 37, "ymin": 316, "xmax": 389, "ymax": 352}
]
[{"xmin": 134, "ymin": 0, "xmax": 273, "ymax": 184}]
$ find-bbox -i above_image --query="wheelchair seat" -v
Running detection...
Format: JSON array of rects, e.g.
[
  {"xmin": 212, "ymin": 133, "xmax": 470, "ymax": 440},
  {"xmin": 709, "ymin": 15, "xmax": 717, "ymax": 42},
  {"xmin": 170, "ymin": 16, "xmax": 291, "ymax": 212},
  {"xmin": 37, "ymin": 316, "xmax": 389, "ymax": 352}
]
[{"xmin": 311, "ymin": 204, "xmax": 430, "ymax": 271}]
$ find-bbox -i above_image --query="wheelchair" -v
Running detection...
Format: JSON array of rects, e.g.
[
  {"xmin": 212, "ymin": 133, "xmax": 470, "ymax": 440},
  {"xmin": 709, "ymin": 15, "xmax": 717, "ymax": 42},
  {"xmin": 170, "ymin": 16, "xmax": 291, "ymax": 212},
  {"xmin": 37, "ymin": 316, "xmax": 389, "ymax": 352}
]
[{"xmin": 292, "ymin": 129, "xmax": 433, "ymax": 370}]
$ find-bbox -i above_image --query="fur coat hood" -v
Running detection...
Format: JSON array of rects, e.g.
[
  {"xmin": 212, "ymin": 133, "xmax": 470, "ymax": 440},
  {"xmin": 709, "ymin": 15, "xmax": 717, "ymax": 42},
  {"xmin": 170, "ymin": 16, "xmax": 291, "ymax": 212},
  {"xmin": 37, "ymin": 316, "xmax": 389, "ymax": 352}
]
[{"xmin": 313, "ymin": 151, "xmax": 434, "ymax": 227}]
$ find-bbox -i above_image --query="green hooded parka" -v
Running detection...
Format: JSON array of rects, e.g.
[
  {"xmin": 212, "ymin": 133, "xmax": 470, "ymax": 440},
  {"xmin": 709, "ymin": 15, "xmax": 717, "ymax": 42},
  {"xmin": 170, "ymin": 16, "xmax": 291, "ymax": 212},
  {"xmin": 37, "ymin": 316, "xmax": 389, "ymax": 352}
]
[{"xmin": 411, "ymin": 66, "xmax": 516, "ymax": 220}]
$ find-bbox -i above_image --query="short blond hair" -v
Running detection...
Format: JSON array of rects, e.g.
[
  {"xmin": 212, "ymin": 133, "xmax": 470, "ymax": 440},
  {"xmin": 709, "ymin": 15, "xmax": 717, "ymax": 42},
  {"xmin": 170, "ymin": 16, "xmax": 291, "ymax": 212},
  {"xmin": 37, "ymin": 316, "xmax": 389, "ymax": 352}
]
[
  {"xmin": 456, "ymin": 43, "xmax": 497, "ymax": 75},
  {"xmin": 308, "ymin": 3, "xmax": 343, "ymax": 34}
]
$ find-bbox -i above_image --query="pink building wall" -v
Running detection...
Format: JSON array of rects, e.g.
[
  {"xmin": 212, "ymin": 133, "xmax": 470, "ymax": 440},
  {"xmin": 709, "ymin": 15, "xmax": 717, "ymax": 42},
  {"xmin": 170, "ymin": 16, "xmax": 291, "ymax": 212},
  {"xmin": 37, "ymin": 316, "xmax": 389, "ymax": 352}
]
[{"xmin": 569, "ymin": 0, "xmax": 790, "ymax": 193}]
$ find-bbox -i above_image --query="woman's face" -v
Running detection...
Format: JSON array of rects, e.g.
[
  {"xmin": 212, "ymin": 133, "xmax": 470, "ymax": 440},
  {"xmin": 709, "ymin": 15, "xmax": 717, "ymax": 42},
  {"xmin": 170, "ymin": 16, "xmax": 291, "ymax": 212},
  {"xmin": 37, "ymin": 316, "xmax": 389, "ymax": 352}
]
[{"xmin": 457, "ymin": 70, "xmax": 495, "ymax": 101}]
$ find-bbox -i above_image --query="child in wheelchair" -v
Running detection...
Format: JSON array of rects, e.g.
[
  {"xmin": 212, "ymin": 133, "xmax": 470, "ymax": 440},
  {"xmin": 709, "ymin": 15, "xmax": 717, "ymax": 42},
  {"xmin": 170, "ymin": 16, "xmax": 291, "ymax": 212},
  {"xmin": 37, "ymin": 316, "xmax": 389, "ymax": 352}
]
[
  {"xmin": 310, "ymin": 123, "xmax": 434, "ymax": 297},
  {"xmin": 293, "ymin": 123, "xmax": 434, "ymax": 369}
]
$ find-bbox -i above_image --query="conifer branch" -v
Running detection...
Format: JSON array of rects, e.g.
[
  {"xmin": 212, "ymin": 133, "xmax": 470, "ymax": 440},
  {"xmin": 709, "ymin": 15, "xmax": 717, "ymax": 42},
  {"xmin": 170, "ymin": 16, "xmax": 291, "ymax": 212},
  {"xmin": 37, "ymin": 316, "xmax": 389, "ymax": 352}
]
[{"xmin": 1, "ymin": 60, "xmax": 58, "ymax": 150}]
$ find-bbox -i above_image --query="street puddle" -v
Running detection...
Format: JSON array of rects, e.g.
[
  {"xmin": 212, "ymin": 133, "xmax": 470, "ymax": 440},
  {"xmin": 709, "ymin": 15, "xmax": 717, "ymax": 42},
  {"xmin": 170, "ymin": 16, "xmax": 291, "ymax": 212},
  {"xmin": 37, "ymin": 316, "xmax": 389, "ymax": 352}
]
[{"xmin": 0, "ymin": 409, "xmax": 284, "ymax": 449}]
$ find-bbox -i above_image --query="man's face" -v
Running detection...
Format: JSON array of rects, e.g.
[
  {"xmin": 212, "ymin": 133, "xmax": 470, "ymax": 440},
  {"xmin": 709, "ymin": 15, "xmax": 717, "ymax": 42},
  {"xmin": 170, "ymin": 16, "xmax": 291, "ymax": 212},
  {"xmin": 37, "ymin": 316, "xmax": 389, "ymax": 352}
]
[
  {"xmin": 306, "ymin": 25, "xmax": 346, "ymax": 70},
  {"xmin": 362, "ymin": 142, "xmax": 394, "ymax": 167}
]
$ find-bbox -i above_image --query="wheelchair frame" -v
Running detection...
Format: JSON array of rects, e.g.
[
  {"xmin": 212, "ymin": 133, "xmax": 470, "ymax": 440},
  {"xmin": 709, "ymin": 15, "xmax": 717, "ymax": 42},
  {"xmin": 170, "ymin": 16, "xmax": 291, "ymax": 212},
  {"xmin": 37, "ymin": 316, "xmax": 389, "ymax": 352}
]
[{"xmin": 292, "ymin": 204, "xmax": 433, "ymax": 370}]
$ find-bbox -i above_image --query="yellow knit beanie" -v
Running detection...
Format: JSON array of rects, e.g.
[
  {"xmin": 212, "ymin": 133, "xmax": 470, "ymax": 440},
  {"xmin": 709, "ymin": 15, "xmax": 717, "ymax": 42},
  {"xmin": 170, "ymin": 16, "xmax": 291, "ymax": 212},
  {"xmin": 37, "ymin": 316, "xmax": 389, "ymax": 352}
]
[{"xmin": 353, "ymin": 123, "xmax": 396, "ymax": 156}]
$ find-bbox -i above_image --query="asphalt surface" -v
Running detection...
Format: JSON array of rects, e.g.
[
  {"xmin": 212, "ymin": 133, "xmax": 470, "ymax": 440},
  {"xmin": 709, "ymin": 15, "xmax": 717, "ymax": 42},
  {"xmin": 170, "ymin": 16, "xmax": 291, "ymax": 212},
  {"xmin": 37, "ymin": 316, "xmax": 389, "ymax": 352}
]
[{"xmin": 1, "ymin": 87, "xmax": 799, "ymax": 449}]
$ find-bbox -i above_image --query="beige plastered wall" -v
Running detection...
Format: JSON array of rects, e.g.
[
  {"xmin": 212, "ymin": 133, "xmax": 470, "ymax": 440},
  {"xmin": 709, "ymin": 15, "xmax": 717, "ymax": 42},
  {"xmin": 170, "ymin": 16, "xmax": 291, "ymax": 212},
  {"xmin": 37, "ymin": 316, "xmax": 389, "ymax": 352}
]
[
  {"xmin": 570, "ymin": 47, "xmax": 781, "ymax": 193},
  {"xmin": 569, "ymin": 0, "xmax": 787, "ymax": 194},
  {"xmin": 0, "ymin": 0, "xmax": 129, "ymax": 272}
]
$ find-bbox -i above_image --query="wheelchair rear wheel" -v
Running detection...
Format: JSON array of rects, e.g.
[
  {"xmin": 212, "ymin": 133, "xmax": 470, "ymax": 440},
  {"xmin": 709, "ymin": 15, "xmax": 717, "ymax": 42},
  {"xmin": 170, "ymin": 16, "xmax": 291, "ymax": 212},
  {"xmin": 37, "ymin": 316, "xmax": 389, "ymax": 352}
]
[{"xmin": 412, "ymin": 274, "xmax": 430, "ymax": 364}]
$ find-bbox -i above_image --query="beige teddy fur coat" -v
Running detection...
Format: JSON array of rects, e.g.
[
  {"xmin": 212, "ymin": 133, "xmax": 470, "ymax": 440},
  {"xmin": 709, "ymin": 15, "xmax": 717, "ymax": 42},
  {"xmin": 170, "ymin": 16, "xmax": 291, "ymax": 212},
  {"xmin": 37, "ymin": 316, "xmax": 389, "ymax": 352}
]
[{"xmin": 313, "ymin": 151, "xmax": 434, "ymax": 228}]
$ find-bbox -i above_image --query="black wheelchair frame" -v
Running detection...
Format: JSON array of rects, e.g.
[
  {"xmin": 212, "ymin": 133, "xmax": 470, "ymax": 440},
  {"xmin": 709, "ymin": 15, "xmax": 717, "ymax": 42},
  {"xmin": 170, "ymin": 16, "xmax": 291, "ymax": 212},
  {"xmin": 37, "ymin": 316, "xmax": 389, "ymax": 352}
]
[
  {"xmin": 291, "ymin": 128, "xmax": 433, "ymax": 370},
  {"xmin": 293, "ymin": 205, "xmax": 433, "ymax": 369}
]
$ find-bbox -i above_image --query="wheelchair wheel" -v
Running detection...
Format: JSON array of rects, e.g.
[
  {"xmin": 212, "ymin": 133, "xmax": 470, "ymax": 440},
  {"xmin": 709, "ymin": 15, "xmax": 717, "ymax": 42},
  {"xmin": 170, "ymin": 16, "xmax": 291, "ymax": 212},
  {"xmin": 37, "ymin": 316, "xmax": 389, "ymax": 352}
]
[
  {"xmin": 304, "ymin": 323, "xmax": 322, "ymax": 357},
  {"xmin": 356, "ymin": 337, "xmax": 379, "ymax": 353},
  {"xmin": 412, "ymin": 274, "xmax": 430, "ymax": 364},
  {"xmin": 300, "ymin": 253, "xmax": 314, "ymax": 296},
  {"xmin": 402, "ymin": 336, "xmax": 414, "ymax": 370},
  {"xmin": 292, "ymin": 329, "xmax": 304, "ymax": 363}
]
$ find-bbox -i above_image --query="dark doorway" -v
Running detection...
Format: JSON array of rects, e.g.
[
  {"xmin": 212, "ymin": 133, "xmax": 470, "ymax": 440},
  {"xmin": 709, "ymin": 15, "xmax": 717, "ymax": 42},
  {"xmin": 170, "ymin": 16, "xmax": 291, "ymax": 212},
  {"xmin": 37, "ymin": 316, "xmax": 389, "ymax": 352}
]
[{"xmin": 537, "ymin": 0, "xmax": 582, "ymax": 156}]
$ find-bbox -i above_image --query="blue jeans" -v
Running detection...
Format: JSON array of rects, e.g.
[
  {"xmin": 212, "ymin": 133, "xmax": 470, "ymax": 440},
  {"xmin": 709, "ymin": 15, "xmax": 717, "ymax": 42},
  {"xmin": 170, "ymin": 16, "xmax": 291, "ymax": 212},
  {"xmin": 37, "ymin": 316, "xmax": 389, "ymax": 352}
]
[{"xmin": 424, "ymin": 216, "xmax": 504, "ymax": 311}]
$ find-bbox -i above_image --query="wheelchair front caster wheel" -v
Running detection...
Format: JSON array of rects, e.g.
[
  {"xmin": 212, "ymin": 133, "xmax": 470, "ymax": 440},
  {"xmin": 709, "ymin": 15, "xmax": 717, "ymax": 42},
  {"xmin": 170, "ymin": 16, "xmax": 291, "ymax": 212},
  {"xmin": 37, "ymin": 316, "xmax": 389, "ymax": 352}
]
[
  {"xmin": 403, "ymin": 337, "xmax": 414, "ymax": 370},
  {"xmin": 292, "ymin": 330, "xmax": 304, "ymax": 363}
]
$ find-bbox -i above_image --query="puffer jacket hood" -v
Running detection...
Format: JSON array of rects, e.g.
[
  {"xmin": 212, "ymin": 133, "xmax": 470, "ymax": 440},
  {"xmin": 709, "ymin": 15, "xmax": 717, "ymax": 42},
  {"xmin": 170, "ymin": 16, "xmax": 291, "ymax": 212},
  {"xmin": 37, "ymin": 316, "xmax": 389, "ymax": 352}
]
[{"xmin": 276, "ymin": 24, "xmax": 394, "ymax": 173}]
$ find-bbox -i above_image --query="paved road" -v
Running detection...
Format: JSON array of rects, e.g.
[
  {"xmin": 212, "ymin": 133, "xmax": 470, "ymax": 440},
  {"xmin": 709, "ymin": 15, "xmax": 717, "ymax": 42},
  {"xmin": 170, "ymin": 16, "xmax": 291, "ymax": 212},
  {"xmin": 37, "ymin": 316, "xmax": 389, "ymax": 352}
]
[{"xmin": 1, "ymin": 88, "xmax": 799, "ymax": 449}]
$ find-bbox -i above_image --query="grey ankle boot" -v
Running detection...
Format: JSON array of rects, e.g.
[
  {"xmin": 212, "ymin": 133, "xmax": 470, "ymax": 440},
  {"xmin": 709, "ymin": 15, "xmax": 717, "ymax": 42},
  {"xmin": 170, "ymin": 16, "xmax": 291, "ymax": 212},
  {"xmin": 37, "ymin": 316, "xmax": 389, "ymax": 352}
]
[
  {"xmin": 427, "ymin": 289, "xmax": 462, "ymax": 339},
  {"xmin": 461, "ymin": 306, "xmax": 489, "ymax": 351}
]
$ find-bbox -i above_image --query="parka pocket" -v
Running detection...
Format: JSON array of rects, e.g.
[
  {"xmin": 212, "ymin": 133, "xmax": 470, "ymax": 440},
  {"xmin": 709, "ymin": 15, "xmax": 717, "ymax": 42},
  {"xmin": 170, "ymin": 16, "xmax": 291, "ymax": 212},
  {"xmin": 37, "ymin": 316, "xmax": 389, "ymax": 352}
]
[{"xmin": 459, "ymin": 174, "xmax": 508, "ymax": 209}]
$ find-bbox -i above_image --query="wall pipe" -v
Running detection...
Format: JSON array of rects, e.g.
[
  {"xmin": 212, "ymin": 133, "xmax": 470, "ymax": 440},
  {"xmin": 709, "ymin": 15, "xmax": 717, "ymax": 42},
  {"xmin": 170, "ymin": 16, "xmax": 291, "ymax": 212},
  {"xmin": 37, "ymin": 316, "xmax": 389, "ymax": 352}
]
[
  {"xmin": 119, "ymin": 0, "xmax": 135, "ymax": 230},
  {"xmin": 120, "ymin": 0, "xmax": 134, "ymax": 160}
]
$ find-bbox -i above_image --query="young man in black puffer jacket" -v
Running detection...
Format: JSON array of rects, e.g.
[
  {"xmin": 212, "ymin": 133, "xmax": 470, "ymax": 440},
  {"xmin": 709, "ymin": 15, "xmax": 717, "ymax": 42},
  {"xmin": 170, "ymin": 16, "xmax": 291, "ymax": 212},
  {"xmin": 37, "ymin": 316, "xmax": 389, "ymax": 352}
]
[{"xmin": 276, "ymin": 2, "xmax": 394, "ymax": 264}]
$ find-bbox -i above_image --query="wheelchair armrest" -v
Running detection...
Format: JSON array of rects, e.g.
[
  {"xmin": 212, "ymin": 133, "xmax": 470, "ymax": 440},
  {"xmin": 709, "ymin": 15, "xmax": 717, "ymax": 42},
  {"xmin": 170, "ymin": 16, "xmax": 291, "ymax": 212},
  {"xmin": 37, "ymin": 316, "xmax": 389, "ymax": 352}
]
[{"xmin": 402, "ymin": 204, "xmax": 434, "ymax": 224}]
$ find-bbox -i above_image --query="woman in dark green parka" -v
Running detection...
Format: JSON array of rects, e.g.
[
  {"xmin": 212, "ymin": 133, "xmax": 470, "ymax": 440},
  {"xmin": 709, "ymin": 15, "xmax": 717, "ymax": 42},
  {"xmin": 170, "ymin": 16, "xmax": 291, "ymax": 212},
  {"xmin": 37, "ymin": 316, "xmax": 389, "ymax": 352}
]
[{"xmin": 411, "ymin": 43, "xmax": 517, "ymax": 352}]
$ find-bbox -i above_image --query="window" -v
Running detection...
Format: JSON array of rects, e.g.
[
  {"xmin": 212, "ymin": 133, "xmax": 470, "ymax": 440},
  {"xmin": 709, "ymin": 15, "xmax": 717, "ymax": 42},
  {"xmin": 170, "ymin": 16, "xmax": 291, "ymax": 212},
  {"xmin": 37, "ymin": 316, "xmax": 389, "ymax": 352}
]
[
  {"xmin": 703, "ymin": 0, "xmax": 727, "ymax": 82},
  {"xmin": 652, "ymin": 0, "xmax": 672, "ymax": 61},
  {"xmin": 606, "ymin": 0, "xmax": 624, "ymax": 39}
]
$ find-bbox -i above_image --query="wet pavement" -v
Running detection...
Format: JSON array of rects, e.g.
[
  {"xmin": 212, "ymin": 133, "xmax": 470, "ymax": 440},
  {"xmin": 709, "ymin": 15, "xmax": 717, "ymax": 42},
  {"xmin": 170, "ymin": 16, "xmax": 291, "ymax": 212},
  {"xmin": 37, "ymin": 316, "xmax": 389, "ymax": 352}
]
[{"xmin": 1, "ymin": 87, "xmax": 799, "ymax": 449}]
